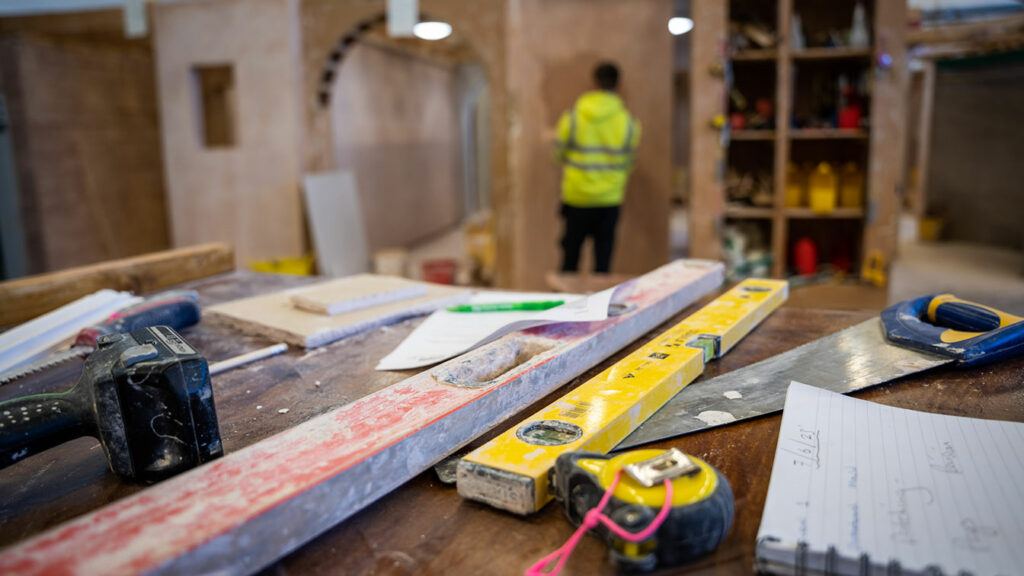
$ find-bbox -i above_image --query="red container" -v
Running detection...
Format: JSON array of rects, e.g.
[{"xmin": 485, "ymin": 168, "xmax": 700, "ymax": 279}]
[
  {"xmin": 421, "ymin": 259, "xmax": 458, "ymax": 285},
  {"xmin": 838, "ymin": 106, "xmax": 861, "ymax": 129},
  {"xmin": 793, "ymin": 237, "xmax": 818, "ymax": 276}
]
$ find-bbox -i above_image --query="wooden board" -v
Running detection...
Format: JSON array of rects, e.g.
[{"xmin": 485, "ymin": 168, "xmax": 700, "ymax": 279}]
[
  {"xmin": 152, "ymin": 0, "xmax": 306, "ymax": 266},
  {"xmin": 0, "ymin": 26, "xmax": 170, "ymax": 277},
  {"xmin": 302, "ymin": 171, "xmax": 370, "ymax": 277},
  {"xmin": 504, "ymin": 0, "xmax": 673, "ymax": 288},
  {"xmin": 0, "ymin": 243, "xmax": 233, "ymax": 327},
  {"xmin": 329, "ymin": 43, "xmax": 463, "ymax": 252},
  {"xmin": 208, "ymin": 279, "xmax": 468, "ymax": 348},
  {"xmin": 0, "ymin": 259, "xmax": 723, "ymax": 576},
  {"xmin": 289, "ymin": 274, "xmax": 427, "ymax": 316}
]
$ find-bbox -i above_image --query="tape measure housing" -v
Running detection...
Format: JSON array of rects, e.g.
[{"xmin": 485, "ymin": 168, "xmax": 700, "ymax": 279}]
[{"xmin": 553, "ymin": 450, "xmax": 734, "ymax": 572}]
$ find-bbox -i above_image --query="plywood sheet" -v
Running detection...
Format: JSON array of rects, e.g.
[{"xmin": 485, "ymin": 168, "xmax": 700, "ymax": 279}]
[
  {"xmin": 1, "ymin": 31, "xmax": 170, "ymax": 274},
  {"xmin": 505, "ymin": 0, "xmax": 673, "ymax": 288},
  {"xmin": 330, "ymin": 43, "xmax": 462, "ymax": 252},
  {"xmin": 303, "ymin": 171, "xmax": 369, "ymax": 277},
  {"xmin": 153, "ymin": 0, "xmax": 305, "ymax": 265},
  {"xmin": 289, "ymin": 274, "xmax": 427, "ymax": 315},
  {"xmin": 208, "ymin": 279, "xmax": 468, "ymax": 348}
]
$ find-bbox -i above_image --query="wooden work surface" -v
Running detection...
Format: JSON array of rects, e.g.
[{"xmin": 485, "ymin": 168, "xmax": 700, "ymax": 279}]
[{"xmin": 2, "ymin": 271, "xmax": 1023, "ymax": 575}]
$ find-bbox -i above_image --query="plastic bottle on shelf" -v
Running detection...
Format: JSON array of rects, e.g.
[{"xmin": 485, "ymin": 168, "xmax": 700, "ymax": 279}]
[
  {"xmin": 850, "ymin": 3, "xmax": 870, "ymax": 48},
  {"xmin": 840, "ymin": 162, "xmax": 864, "ymax": 208},
  {"xmin": 793, "ymin": 237, "xmax": 818, "ymax": 276},
  {"xmin": 785, "ymin": 163, "xmax": 804, "ymax": 207},
  {"xmin": 808, "ymin": 162, "xmax": 838, "ymax": 213},
  {"xmin": 791, "ymin": 13, "xmax": 806, "ymax": 50}
]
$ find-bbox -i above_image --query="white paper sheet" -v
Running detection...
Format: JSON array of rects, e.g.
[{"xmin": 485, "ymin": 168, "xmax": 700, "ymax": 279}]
[
  {"xmin": 757, "ymin": 382, "xmax": 1024, "ymax": 575},
  {"xmin": 375, "ymin": 288, "xmax": 617, "ymax": 370}
]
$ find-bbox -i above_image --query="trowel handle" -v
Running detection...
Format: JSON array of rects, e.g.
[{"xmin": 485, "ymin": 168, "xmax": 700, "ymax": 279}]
[
  {"xmin": 882, "ymin": 294, "xmax": 1024, "ymax": 367},
  {"xmin": 0, "ymin": 386, "xmax": 92, "ymax": 469}
]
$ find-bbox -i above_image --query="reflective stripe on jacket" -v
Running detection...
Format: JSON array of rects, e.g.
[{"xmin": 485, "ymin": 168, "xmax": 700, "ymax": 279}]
[{"xmin": 555, "ymin": 90, "xmax": 641, "ymax": 207}]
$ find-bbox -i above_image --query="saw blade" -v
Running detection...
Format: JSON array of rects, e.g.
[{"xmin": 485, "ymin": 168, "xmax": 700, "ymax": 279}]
[
  {"xmin": 0, "ymin": 346, "xmax": 93, "ymax": 385},
  {"xmin": 616, "ymin": 318, "xmax": 952, "ymax": 450}
]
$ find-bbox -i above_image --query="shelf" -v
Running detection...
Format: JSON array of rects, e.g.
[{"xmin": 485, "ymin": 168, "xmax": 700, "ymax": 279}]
[
  {"xmin": 732, "ymin": 49, "xmax": 777, "ymax": 62},
  {"xmin": 731, "ymin": 130, "xmax": 776, "ymax": 141},
  {"xmin": 789, "ymin": 129, "xmax": 868, "ymax": 140},
  {"xmin": 791, "ymin": 47, "xmax": 873, "ymax": 61},
  {"xmin": 725, "ymin": 206, "xmax": 774, "ymax": 219},
  {"xmin": 785, "ymin": 207, "xmax": 864, "ymax": 219}
]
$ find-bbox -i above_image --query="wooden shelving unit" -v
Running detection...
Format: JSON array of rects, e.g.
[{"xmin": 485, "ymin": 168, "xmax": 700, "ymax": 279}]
[
  {"xmin": 726, "ymin": 205, "xmax": 775, "ymax": 219},
  {"xmin": 791, "ymin": 46, "xmax": 873, "ymax": 60},
  {"xmin": 732, "ymin": 48, "xmax": 778, "ymax": 61},
  {"xmin": 732, "ymin": 129, "xmax": 776, "ymax": 141},
  {"xmin": 789, "ymin": 128, "xmax": 868, "ymax": 140},
  {"xmin": 689, "ymin": 0, "xmax": 907, "ymax": 279},
  {"xmin": 785, "ymin": 207, "xmax": 864, "ymax": 219}
]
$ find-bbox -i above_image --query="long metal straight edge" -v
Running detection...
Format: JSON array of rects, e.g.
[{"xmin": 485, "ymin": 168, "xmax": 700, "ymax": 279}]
[{"xmin": 0, "ymin": 259, "xmax": 723, "ymax": 576}]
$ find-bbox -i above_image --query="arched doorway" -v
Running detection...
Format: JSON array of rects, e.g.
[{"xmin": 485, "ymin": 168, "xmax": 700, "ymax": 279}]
[
  {"xmin": 300, "ymin": 0, "xmax": 508, "ymax": 285},
  {"xmin": 312, "ymin": 13, "xmax": 492, "ymax": 273}
]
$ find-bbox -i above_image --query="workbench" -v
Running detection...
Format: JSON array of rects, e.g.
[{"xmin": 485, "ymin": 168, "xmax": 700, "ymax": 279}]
[{"xmin": 1, "ymin": 271, "xmax": 1022, "ymax": 575}]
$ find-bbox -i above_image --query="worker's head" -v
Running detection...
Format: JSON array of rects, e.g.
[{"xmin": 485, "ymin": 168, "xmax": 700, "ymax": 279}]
[{"xmin": 593, "ymin": 62, "xmax": 620, "ymax": 92}]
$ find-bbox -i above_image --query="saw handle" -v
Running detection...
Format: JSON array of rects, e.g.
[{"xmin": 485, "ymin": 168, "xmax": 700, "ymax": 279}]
[
  {"xmin": 75, "ymin": 290, "xmax": 201, "ymax": 348},
  {"xmin": 881, "ymin": 294, "xmax": 1024, "ymax": 367},
  {"xmin": 0, "ymin": 386, "xmax": 93, "ymax": 469}
]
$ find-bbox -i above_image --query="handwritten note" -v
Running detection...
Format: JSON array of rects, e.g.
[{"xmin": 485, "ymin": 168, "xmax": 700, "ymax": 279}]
[{"xmin": 757, "ymin": 382, "xmax": 1024, "ymax": 575}]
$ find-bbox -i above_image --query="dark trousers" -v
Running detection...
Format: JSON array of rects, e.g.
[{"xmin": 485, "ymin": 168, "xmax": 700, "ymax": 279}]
[{"xmin": 560, "ymin": 204, "xmax": 620, "ymax": 273}]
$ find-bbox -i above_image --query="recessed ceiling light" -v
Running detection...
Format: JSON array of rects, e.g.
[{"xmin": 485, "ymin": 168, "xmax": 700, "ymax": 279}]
[
  {"xmin": 668, "ymin": 17, "xmax": 694, "ymax": 36},
  {"xmin": 414, "ymin": 21, "xmax": 452, "ymax": 41}
]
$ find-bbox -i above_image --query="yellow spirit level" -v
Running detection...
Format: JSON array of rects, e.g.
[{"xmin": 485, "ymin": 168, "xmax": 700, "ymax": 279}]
[{"xmin": 457, "ymin": 278, "xmax": 786, "ymax": 515}]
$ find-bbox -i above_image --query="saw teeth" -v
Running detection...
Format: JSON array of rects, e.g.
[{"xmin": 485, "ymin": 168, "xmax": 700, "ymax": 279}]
[{"xmin": 0, "ymin": 347, "xmax": 91, "ymax": 385}]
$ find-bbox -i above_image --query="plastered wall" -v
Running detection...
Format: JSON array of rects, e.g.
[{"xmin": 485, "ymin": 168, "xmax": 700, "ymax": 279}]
[
  {"xmin": 152, "ymin": 0, "xmax": 305, "ymax": 266},
  {"xmin": 928, "ymin": 55, "xmax": 1024, "ymax": 250},
  {"xmin": 330, "ymin": 42, "xmax": 462, "ymax": 251},
  {"xmin": 506, "ymin": 0, "xmax": 673, "ymax": 288},
  {"xmin": 300, "ymin": 0, "xmax": 510, "ymax": 282}
]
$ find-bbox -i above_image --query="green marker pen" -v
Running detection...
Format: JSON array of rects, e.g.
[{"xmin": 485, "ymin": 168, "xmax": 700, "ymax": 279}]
[{"xmin": 447, "ymin": 300, "xmax": 566, "ymax": 313}]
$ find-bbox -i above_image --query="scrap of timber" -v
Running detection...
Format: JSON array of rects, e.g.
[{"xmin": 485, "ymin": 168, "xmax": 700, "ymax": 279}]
[
  {"xmin": 0, "ymin": 259, "xmax": 724, "ymax": 576},
  {"xmin": 0, "ymin": 242, "xmax": 234, "ymax": 327}
]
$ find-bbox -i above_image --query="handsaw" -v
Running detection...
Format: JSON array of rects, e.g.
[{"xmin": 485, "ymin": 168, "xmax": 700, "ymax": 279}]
[
  {"xmin": 618, "ymin": 293, "xmax": 1024, "ymax": 450},
  {"xmin": 0, "ymin": 290, "xmax": 201, "ymax": 384}
]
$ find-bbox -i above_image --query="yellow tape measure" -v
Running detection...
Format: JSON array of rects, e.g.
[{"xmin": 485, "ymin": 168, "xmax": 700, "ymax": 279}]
[{"xmin": 526, "ymin": 448, "xmax": 734, "ymax": 573}]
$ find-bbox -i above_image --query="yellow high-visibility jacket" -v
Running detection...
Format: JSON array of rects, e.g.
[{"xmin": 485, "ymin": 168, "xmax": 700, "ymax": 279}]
[{"xmin": 555, "ymin": 90, "xmax": 641, "ymax": 208}]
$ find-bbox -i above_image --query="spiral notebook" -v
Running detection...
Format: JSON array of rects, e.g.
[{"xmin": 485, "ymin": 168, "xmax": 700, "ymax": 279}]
[{"xmin": 757, "ymin": 382, "xmax": 1024, "ymax": 576}]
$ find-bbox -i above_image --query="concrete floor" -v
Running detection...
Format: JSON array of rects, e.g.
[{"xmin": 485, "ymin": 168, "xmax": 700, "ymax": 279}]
[
  {"xmin": 404, "ymin": 217, "xmax": 1024, "ymax": 317},
  {"xmin": 890, "ymin": 241, "xmax": 1024, "ymax": 315}
]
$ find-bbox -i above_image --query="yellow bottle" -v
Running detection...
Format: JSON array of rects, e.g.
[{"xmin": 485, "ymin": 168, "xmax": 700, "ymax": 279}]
[
  {"xmin": 808, "ymin": 162, "xmax": 837, "ymax": 214},
  {"xmin": 785, "ymin": 163, "xmax": 804, "ymax": 207},
  {"xmin": 839, "ymin": 162, "xmax": 863, "ymax": 208}
]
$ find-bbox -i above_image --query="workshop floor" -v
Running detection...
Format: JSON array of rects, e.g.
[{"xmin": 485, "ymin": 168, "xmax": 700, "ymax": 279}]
[{"xmin": 890, "ymin": 240, "xmax": 1024, "ymax": 315}]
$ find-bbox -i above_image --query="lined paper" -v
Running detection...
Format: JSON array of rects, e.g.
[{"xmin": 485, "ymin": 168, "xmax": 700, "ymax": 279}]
[{"xmin": 758, "ymin": 382, "xmax": 1024, "ymax": 575}]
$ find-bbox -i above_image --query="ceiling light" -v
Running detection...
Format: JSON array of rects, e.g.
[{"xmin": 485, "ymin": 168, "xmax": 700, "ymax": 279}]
[
  {"xmin": 414, "ymin": 21, "xmax": 452, "ymax": 41},
  {"xmin": 668, "ymin": 17, "xmax": 694, "ymax": 36}
]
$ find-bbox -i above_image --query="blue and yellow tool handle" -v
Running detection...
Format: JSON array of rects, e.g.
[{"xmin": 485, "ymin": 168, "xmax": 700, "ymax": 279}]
[{"xmin": 881, "ymin": 293, "xmax": 1024, "ymax": 367}]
